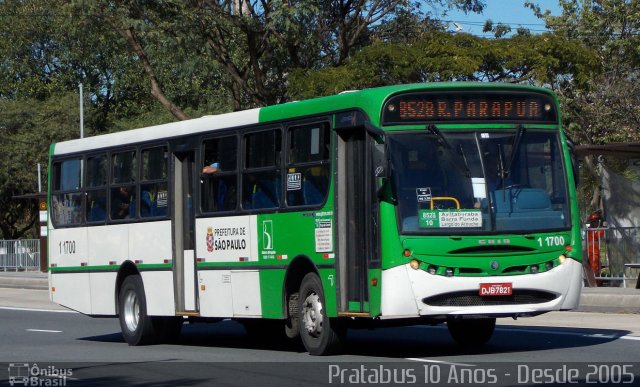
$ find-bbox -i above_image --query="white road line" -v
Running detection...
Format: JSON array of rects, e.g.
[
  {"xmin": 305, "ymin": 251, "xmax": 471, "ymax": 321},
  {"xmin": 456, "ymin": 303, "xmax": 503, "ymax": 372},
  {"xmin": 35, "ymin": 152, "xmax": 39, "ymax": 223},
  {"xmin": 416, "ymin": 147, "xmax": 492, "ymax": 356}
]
[
  {"xmin": 414, "ymin": 324, "xmax": 640, "ymax": 342},
  {"xmin": 0, "ymin": 306, "xmax": 77, "ymax": 314},
  {"xmin": 496, "ymin": 327, "xmax": 635, "ymax": 340},
  {"xmin": 26, "ymin": 329, "xmax": 62, "ymax": 333},
  {"xmin": 406, "ymin": 358, "xmax": 476, "ymax": 367}
]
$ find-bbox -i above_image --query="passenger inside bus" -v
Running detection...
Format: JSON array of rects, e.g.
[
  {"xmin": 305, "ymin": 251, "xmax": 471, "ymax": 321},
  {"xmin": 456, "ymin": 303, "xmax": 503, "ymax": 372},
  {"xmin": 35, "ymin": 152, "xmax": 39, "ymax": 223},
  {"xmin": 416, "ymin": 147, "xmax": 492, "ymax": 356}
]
[
  {"xmin": 111, "ymin": 186, "xmax": 135, "ymax": 219},
  {"xmin": 141, "ymin": 185, "xmax": 167, "ymax": 217},
  {"xmin": 87, "ymin": 195, "xmax": 106, "ymax": 222},
  {"xmin": 302, "ymin": 166, "xmax": 329, "ymax": 205},
  {"xmin": 250, "ymin": 177, "xmax": 281, "ymax": 209},
  {"xmin": 202, "ymin": 162, "xmax": 220, "ymax": 174},
  {"xmin": 201, "ymin": 161, "xmax": 236, "ymax": 212}
]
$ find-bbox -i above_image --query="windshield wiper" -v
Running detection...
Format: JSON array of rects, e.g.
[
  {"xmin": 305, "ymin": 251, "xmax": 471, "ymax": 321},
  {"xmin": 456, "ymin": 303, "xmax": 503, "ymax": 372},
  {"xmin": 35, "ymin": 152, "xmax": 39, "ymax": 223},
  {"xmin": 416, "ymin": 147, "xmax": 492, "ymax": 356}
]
[
  {"xmin": 497, "ymin": 144, "xmax": 507, "ymax": 189},
  {"xmin": 458, "ymin": 143, "xmax": 471, "ymax": 178},
  {"xmin": 427, "ymin": 124, "xmax": 451, "ymax": 149},
  {"xmin": 505, "ymin": 125, "xmax": 525, "ymax": 179},
  {"xmin": 427, "ymin": 124, "xmax": 471, "ymax": 178}
]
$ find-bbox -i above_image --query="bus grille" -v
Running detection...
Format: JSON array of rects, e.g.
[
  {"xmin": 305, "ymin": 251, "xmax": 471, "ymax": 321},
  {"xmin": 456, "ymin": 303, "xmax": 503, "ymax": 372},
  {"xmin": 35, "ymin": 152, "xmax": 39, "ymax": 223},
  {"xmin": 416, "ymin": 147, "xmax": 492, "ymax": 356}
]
[{"xmin": 422, "ymin": 290, "xmax": 558, "ymax": 307}]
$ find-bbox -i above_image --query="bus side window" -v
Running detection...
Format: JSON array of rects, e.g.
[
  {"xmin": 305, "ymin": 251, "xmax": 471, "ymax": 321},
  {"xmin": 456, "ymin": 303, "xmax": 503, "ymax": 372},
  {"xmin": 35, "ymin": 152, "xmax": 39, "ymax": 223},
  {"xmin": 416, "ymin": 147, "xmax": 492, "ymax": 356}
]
[
  {"xmin": 112, "ymin": 150, "xmax": 137, "ymax": 184},
  {"xmin": 286, "ymin": 123, "xmax": 330, "ymax": 207},
  {"xmin": 242, "ymin": 129, "xmax": 281, "ymax": 210},
  {"xmin": 52, "ymin": 158, "xmax": 84, "ymax": 226},
  {"xmin": 201, "ymin": 136, "xmax": 237, "ymax": 213},
  {"xmin": 86, "ymin": 153, "xmax": 107, "ymax": 223},
  {"xmin": 87, "ymin": 190, "xmax": 106, "ymax": 222},
  {"xmin": 111, "ymin": 150, "xmax": 137, "ymax": 220},
  {"xmin": 141, "ymin": 146, "xmax": 169, "ymax": 218}
]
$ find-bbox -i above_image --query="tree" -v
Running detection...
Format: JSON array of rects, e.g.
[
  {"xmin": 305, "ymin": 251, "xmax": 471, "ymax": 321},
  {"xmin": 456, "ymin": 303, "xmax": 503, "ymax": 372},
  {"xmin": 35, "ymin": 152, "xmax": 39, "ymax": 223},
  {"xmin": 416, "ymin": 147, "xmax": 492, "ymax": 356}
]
[
  {"xmin": 0, "ymin": 93, "xmax": 85, "ymax": 239},
  {"xmin": 0, "ymin": 0, "xmax": 489, "ymax": 236},
  {"xmin": 529, "ymin": 0, "xmax": 640, "ymax": 211},
  {"xmin": 77, "ymin": 0, "xmax": 486, "ymax": 111},
  {"xmin": 531, "ymin": 0, "xmax": 640, "ymax": 145},
  {"xmin": 288, "ymin": 31, "xmax": 595, "ymax": 99}
]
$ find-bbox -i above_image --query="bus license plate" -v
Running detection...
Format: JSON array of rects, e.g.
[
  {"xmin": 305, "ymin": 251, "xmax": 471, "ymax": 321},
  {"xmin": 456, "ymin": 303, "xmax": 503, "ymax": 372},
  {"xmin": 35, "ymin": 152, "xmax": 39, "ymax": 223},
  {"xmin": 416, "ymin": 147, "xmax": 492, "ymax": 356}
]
[{"xmin": 479, "ymin": 283, "xmax": 513, "ymax": 296}]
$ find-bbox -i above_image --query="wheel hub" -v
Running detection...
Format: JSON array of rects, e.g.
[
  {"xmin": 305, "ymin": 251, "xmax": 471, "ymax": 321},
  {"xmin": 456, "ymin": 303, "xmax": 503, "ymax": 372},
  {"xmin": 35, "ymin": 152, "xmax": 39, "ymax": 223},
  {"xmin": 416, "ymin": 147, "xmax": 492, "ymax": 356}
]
[
  {"xmin": 302, "ymin": 292, "xmax": 323, "ymax": 337},
  {"xmin": 123, "ymin": 290, "xmax": 139, "ymax": 332}
]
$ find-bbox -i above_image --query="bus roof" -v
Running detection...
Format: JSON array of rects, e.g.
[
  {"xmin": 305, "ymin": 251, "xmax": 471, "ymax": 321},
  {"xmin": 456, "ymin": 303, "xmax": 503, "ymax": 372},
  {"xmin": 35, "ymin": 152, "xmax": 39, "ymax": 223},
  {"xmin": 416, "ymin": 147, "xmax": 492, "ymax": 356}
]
[{"xmin": 52, "ymin": 82, "xmax": 555, "ymax": 156}]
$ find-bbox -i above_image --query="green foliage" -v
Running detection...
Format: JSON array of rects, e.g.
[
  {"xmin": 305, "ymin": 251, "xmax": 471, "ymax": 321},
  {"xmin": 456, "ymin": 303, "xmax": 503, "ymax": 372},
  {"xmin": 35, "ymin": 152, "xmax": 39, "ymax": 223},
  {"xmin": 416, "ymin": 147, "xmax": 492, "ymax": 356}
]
[
  {"xmin": 483, "ymin": 20, "xmax": 512, "ymax": 38},
  {"xmin": 0, "ymin": 93, "xmax": 84, "ymax": 238},
  {"xmin": 289, "ymin": 31, "xmax": 596, "ymax": 99},
  {"xmin": 540, "ymin": 0, "xmax": 640, "ymax": 146},
  {"xmin": 525, "ymin": 0, "xmax": 640, "ymax": 217}
]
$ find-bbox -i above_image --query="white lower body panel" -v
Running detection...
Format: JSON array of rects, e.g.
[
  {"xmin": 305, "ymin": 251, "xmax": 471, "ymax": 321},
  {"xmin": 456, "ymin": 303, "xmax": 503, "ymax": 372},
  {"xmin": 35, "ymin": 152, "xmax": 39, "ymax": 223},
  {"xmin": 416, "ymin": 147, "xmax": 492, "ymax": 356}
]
[
  {"xmin": 142, "ymin": 271, "xmax": 176, "ymax": 316},
  {"xmin": 198, "ymin": 270, "xmax": 262, "ymax": 318},
  {"xmin": 90, "ymin": 272, "xmax": 117, "ymax": 315},
  {"xmin": 50, "ymin": 273, "xmax": 91, "ymax": 314},
  {"xmin": 381, "ymin": 258, "xmax": 583, "ymax": 318}
]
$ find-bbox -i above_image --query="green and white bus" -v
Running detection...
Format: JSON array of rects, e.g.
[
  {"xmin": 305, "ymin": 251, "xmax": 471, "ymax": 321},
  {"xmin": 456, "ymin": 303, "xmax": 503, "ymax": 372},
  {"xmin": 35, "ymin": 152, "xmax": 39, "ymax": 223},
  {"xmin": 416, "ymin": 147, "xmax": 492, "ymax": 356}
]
[{"xmin": 48, "ymin": 83, "xmax": 582, "ymax": 355}]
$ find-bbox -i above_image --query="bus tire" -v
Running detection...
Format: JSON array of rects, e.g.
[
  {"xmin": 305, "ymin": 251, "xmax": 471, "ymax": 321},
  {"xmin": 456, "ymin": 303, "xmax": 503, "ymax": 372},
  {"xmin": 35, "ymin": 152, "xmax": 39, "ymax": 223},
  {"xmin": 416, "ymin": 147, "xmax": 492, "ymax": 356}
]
[
  {"xmin": 298, "ymin": 273, "xmax": 345, "ymax": 355},
  {"xmin": 284, "ymin": 292, "xmax": 299, "ymax": 339},
  {"xmin": 447, "ymin": 317, "xmax": 496, "ymax": 347},
  {"xmin": 118, "ymin": 275, "xmax": 156, "ymax": 346}
]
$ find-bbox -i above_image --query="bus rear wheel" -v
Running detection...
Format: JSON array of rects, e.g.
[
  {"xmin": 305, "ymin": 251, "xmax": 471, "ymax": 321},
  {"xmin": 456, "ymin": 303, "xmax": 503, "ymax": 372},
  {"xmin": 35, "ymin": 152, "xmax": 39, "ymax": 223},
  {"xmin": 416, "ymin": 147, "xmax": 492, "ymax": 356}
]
[
  {"xmin": 298, "ymin": 273, "xmax": 345, "ymax": 355},
  {"xmin": 118, "ymin": 275, "xmax": 183, "ymax": 345},
  {"xmin": 447, "ymin": 317, "xmax": 496, "ymax": 347}
]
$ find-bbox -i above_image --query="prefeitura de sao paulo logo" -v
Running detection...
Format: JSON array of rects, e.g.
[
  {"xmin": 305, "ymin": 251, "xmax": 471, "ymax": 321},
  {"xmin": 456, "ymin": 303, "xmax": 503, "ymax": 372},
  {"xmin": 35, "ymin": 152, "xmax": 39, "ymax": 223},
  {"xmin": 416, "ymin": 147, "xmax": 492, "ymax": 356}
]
[{"xmin": 206, "ymin": 227, "xmax": 214, "ymax": 252}]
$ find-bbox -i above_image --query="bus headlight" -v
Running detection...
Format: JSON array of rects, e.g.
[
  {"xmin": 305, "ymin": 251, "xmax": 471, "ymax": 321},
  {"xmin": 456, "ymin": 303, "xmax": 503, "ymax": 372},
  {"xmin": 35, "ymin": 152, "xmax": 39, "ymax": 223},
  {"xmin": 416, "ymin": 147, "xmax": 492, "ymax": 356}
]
[
  {"xmin": 409, "ymin": 259, "xmax": 420, "ymax": 270},
  {"xmin": 559, "ymin": 254, "xmax": 567, "ymax": 264}
]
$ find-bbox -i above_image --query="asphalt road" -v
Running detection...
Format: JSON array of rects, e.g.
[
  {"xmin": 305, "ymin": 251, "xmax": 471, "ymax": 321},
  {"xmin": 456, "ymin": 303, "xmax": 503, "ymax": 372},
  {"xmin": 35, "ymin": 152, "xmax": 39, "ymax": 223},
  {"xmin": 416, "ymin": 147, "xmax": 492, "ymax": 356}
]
[{"xmin": 1, "ymin": 306, "xmax": 640, "ymax": 386}]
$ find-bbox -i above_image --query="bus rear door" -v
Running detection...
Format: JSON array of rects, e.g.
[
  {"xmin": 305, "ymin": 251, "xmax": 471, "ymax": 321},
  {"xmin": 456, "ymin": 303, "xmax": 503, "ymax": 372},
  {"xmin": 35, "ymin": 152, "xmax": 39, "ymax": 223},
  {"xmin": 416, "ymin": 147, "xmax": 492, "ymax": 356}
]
[{"xmin": 171, "ymin": 148, "xmax": 199, "ymax": 314}]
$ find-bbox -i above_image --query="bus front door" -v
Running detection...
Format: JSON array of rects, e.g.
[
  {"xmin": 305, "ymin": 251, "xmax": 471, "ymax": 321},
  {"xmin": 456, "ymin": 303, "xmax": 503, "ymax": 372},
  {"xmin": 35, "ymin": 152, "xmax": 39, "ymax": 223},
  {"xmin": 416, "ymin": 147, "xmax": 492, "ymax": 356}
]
[
  {"xmin": 335, "ymin": 128, "xmax": 376, "ymax": 314},
  {"xmin": 172, "ymin": 151, "xmax": 199, "ymax": 314}
]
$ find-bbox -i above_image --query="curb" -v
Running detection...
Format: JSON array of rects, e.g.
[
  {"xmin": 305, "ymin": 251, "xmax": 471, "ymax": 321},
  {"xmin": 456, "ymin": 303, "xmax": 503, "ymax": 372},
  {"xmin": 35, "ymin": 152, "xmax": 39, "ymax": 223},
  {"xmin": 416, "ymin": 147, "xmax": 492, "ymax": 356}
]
[
  {"xmin": 0, "ymin": 273, "xmax": 48, "ymax": 290},
  {"xmin": 579, "ymin": 288, "xmax": 640, "ymax": 313}
]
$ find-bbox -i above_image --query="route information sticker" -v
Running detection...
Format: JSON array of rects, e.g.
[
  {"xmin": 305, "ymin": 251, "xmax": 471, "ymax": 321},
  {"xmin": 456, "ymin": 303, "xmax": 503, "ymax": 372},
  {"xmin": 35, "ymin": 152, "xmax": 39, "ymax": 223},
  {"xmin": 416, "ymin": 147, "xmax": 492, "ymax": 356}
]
[{"xmin": 419, "ymin": 209, "xmax": 482, "ymax": 228}]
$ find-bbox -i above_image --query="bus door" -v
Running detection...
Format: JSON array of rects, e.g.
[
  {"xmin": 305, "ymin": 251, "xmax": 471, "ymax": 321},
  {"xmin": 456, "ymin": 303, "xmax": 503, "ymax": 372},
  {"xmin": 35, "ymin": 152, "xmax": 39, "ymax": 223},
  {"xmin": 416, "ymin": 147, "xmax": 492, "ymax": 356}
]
[
  {"xmin": 171, "ymin": 149, "xmax": 199, "ymax": 314},
  {"xmin": 335, "ymin": 126, "xmax": 378, "ymax": 313}
]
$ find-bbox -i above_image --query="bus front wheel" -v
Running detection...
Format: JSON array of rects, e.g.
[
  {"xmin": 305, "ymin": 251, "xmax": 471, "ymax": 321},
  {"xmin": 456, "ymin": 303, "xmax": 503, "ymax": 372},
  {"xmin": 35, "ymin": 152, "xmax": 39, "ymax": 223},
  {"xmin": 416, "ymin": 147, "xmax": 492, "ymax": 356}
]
[
  {"xmin": 447, "ymin": 317, "xmax": 496, "ymax": 347},
  {"xmin": 298, "ymin": 273, "xmax": 345, "ymax": 355}
]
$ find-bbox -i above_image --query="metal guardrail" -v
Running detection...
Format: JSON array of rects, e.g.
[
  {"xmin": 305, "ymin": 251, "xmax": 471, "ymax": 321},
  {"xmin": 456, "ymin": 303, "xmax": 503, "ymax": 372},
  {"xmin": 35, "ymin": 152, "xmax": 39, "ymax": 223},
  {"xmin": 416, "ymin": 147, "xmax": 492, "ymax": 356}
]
[
  {"xmin": 583, "ymin": 226, "xmax": 640, "ymax": 287},
  {"xmin": 0, "ymin": 239, "xmax": 40, "ymax": 271}
]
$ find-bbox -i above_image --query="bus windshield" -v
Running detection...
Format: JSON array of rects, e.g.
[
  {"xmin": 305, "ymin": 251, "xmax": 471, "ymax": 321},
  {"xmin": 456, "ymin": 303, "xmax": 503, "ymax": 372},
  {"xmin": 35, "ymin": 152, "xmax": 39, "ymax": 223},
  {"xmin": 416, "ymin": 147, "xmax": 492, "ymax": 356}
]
[{"xmin": 388, "ymin": 129, "xmax": 570, "ymax": 234}]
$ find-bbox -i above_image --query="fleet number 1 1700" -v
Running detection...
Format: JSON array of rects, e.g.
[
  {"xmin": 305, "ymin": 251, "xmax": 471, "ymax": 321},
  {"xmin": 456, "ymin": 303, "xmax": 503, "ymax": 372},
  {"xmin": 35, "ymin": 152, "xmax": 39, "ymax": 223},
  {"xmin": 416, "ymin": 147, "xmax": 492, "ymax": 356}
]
[{"xmin": 537, "ymin": 236, "xmax": 565, "ymax": 247}]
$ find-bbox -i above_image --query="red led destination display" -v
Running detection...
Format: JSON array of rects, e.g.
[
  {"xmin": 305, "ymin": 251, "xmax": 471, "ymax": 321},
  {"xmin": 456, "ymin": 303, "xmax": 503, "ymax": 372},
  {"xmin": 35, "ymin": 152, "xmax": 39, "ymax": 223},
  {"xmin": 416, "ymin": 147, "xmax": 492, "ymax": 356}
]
[{"xmin": 383, "ymin": 92, "xmax": 557, "ymax": 124}]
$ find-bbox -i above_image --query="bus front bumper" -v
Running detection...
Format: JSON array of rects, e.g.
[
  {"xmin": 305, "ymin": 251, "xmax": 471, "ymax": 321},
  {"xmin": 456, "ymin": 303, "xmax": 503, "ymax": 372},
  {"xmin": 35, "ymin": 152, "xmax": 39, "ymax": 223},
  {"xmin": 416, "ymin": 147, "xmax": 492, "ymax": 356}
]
[{"xmin": 380, "ymin": 258, "xmax": 583, "ymax": 318}]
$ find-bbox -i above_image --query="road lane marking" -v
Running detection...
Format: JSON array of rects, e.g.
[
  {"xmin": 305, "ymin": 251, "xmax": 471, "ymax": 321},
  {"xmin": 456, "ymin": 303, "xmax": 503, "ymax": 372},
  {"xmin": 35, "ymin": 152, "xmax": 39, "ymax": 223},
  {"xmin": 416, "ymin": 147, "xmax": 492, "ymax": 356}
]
[
  {"xmin": 413, "ymin": 324, "xmax": 640, "ymax": 342},
  {"xmin": 27, "ymin": 329, "xmax": 62, "ymax": 333},
  {"xmin": 496, "ymin": 327, "xmax": 640, "ymax": 342},
  {"xmin": 0, "ymin": 306, "xmax": 77, "ymax": 314},
  {"xmin": 406, "ymin": 358, "xmax": 475, "ymax": 367}
]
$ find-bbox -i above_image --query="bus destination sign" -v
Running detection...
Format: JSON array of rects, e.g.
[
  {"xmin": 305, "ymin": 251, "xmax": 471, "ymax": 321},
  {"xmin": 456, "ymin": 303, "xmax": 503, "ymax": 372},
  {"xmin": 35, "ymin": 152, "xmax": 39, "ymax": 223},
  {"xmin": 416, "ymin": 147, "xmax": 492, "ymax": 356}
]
[{"xmin": 383, "ymin": 91, "xmax": 557, "ymax": 124}]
